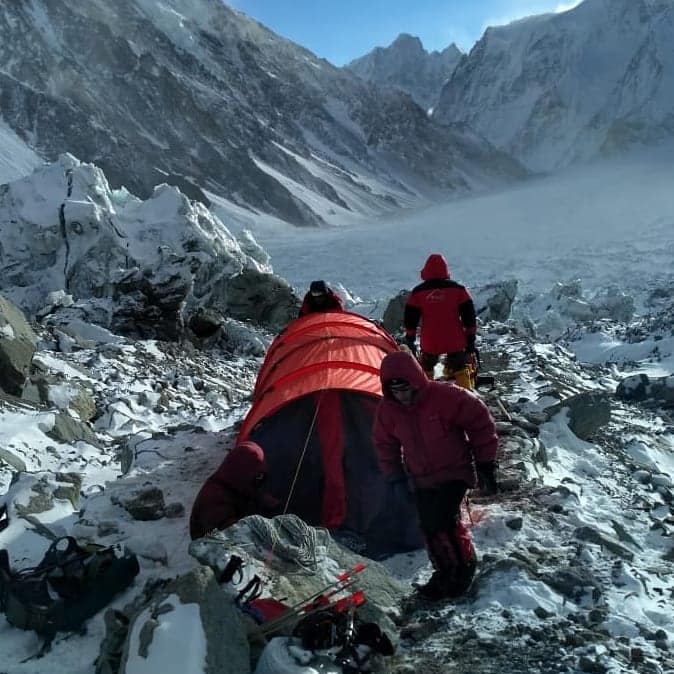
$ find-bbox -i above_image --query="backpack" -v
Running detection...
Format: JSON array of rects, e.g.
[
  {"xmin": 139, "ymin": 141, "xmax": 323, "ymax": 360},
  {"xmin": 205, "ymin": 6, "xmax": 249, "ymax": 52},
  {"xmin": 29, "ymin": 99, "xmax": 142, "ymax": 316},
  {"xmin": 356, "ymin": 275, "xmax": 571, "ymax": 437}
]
[{"xmin": 0, "ymin": 536, "xmax": 140, "ymax": 650}]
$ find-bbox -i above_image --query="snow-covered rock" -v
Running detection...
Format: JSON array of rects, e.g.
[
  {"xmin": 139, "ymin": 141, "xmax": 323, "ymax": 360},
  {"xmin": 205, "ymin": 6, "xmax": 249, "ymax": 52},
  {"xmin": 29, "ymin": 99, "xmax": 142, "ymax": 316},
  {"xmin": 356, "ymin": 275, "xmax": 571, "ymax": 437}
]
[
  {"xmin": 95, "ymin": 567, "xmax": 250, "ymax": 674},
  {"xmin": 616, "ymin": 373, "xmax": 674, "ymax": 405},
  {"xmin": 474, "ymin": 279, "xmax": 519, "ymax": 322},
  {"xmin": 434, "ymin": 0, "xmax": 674, "ymax": 171},
  {"xmin": 0, "ymin": 156, "xmax": 298, "ymax": 332},
  {"xmin": 515, "ymin": 280, "xmax": 636, "ymax": 340}
]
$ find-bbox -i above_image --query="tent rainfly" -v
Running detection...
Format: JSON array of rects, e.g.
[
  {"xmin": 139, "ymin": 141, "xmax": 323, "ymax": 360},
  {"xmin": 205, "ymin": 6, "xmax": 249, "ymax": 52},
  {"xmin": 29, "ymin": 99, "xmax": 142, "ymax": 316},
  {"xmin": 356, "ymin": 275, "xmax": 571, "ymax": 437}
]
[{"xmin": 237, "ymin": 311, "xmax": 423, "ymax": 558}]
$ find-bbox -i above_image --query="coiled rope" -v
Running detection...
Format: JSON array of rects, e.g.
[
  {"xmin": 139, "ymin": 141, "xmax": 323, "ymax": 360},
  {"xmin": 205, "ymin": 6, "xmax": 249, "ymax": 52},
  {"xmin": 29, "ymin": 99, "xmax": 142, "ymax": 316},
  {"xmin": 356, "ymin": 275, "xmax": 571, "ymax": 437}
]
[{"xmin": 246, "ymin": 513, "xmax": 329, "ymax": 572}]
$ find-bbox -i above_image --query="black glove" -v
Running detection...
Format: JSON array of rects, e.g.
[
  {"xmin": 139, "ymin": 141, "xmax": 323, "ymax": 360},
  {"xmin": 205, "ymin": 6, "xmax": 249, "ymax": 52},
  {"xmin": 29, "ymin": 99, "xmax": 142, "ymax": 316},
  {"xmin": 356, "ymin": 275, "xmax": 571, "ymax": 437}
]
[
  {"xmin": 465, "ymin": 333, "xmax": 476, "ymax": 354},
  {"xmin": 388, "ymin": 476, "xmax": 411, "ymax": 502},
  {"xmin": 404, "ymin": 335, "xmax": 417, "ymax": 355},
  {"xmin": 476, "ymin": 461, "xmax": 498, "ymax": 495}
]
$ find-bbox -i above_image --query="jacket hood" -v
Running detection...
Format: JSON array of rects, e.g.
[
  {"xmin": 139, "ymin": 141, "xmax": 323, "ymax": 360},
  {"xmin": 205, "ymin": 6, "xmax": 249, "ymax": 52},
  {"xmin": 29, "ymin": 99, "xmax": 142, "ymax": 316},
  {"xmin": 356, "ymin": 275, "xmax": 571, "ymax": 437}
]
[
  {"xmin": 420, "ymin": 254, "xmax": 450, "ymax": 281},
  {"xmin": 380, "ymin": 351, "xmax": 429, "ymax": 395},
  {"xmin": 212, "ymin": 441, "xmax": 267, "ymax": 494}
]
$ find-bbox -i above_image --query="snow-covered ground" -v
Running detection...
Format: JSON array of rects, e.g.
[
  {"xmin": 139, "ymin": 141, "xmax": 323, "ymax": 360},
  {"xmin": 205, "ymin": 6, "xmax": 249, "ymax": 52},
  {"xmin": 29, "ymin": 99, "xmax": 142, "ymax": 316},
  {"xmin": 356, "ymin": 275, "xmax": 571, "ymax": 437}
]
[
  {"xmin": 1, "ymin": 150, "xmax": 673, "ymax": 673},
  {"xmin": 244, "ymin": 149, "xmax": 674, "ymax": 306}
]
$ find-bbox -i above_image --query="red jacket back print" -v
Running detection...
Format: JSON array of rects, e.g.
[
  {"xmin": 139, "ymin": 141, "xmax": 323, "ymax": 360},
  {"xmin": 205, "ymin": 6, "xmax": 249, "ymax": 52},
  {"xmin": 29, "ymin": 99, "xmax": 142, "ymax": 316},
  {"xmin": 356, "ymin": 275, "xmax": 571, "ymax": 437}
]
[{"xmin": 373, "ymin": 351, "xmax": 498, "ymax": 489}]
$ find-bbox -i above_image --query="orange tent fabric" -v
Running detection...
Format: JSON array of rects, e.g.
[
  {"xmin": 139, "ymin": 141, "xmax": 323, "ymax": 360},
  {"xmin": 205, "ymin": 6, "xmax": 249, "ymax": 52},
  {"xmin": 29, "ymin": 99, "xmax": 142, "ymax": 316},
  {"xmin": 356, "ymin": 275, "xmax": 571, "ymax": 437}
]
[{"xmin": 237, "ymin": 311, "xmax": 398, "ymax": 441}]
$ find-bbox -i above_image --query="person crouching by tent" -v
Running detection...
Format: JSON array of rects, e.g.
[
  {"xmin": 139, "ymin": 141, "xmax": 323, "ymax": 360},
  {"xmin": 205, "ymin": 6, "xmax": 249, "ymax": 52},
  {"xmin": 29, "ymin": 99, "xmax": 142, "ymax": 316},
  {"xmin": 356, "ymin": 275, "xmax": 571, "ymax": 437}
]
[
  {"xmin": 298, "ymin": 280, "xmax": 345, "ymax": 317},
  {"xmin": 190, "ymin": 441, "xmax": 279, "ymax": 540},
  {"xmin": 373, "ymin": 351, "xmax": 498, "ymax": 601}
]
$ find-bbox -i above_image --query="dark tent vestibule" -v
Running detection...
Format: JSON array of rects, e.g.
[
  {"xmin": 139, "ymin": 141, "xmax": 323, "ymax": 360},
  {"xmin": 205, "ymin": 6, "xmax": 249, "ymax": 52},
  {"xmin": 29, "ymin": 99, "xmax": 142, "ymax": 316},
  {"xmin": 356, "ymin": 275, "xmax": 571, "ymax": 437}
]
[{"xmin": 236, "ymin": 311, "xmax": 423, "ymax": 558}]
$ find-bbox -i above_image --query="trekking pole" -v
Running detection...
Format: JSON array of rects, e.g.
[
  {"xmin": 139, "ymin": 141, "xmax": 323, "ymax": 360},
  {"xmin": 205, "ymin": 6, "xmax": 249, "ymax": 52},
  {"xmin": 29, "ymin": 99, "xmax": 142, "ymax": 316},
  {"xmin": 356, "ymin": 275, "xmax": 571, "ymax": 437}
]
[
  {"xmin": 253, "ymin": 568, "xmax": 365, "ymax": 635},
  {"xmin": 254, "ymin": 577, "xmax": 360, "ymax": 636},
  {"xmin": 253, "ymin": 566, "xmax": 366, "ymax": 636},
  {"xmin": 284, "ymin": 563, "xmax": 366, "ymax": 614},
  {"xmin": 494, "ymin": 395, "xmax": 512, "ymax": 422}
]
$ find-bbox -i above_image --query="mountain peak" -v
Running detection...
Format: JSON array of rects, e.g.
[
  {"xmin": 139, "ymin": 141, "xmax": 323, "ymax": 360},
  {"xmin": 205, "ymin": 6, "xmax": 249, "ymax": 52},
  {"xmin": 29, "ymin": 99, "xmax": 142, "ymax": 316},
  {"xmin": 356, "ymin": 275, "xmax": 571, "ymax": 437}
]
[
  {"xmin": 434, "ymin": 0, "xmax": 674, "ymax": 170},
  {"xmin": 390, "ymin": 33, "xmax": 425, "ymax": 52},
  {"xmin": 347, "ymin": 35, "xmax": 463, "ymax": 109}
]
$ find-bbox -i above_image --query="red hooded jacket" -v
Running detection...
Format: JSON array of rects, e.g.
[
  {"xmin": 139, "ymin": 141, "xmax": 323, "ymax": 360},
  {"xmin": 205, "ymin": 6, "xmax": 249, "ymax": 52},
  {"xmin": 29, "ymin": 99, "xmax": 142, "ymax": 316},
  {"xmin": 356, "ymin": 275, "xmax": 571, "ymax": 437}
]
[
  {"xmin": 404, "ymin": 254, "xmax": 476, "ymax": 354},
  {"xmin": 189, "ymin": 441, "xmax": 278, "ymax": 540},
  {"xmin": 373, "ymin": 351, "xmax": 497, "ymax": 489}
]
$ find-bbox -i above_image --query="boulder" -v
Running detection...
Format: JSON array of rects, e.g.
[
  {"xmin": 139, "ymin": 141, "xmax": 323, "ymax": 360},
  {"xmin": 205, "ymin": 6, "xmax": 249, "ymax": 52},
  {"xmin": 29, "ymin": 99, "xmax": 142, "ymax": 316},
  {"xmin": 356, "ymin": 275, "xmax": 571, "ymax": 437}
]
[
  {"xmin": 4, "ymin": 471, "xmax": 82, "ymax": 518},
  {"xmin": 96, "ymin": 566, "xmax": 250, "ymax": 674},
  {"xmin": 213, "ymin": 268, "xmax": 299, "ymax": 332},
  {"xmin": 40, "ymin": 410, "xmax": 101, "ymax": 447},
  {"xmin": 545, "ymin": 391, "xmax": 612, "ymax": 440},
  {"xmin": 0, "ymin": 294, "xmax": 38, "ymax": 396},
  {"xmin": 616, "ymin": 374, "xmax": 674, "ymax": 405},
  {"xmin": 382, "ymin": 290, "xmax": 409, "ymax": 336},
  {"xmin": 190, "ymin": 515, "xmax": 407, "ymax": 643},
  {"xmin": 188, "ymin": 308, "xmax": 224, "ymax": 339},
  {"xmin": 111, "ymin": 264, "xmax": 193, "ymax": 340},
  {"xmin": 473, "ymin": 280, "xmax": 518, "ymax": 322},
  {"xmin": 22, "ymin": 374, "xmax": 97, "ymax": 421},
  {"xmin": 0, "ymin": 447, "xmax": 28, "ymax": 473}
]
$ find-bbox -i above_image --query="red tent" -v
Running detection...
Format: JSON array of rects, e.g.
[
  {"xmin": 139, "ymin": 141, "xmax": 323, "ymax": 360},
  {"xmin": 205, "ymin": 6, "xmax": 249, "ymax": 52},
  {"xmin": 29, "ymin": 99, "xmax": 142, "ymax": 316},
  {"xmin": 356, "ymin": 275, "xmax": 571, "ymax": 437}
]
[{"xmin": 236, "ymin": 311, "xmax": 422, "ymax": 557}]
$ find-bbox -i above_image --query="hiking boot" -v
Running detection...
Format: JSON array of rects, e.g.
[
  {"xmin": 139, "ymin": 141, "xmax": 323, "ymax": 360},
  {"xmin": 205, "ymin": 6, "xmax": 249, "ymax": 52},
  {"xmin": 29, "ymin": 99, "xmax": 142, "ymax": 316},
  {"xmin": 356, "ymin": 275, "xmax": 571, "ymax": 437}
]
[
  {"xmin": 445, "ymin": 555, "xmax": 477, "ymax": 598},
  {"xmin": 415, "ymin": 571, "xmax": 449, "ymax": 602}
]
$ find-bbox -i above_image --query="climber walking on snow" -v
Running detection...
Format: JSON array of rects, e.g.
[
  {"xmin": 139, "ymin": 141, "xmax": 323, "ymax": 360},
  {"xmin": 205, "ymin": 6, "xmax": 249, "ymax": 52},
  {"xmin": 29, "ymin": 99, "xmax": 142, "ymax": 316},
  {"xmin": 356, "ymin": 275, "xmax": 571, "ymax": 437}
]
[
  {"xmin": 403, "ymin": 253, "xmax": 477, "ymax": 388},
  {"xmin": 373, "ymin": 351, "xmax": 498, "ymax": 601}
]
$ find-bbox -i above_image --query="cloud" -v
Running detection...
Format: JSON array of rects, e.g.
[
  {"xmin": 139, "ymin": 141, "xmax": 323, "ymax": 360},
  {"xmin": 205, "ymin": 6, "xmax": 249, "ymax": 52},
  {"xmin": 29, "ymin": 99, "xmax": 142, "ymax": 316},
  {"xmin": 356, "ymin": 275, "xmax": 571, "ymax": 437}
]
[{"xmin": 555, "ymin": 0, "xmax": 583, "ymax": 12}]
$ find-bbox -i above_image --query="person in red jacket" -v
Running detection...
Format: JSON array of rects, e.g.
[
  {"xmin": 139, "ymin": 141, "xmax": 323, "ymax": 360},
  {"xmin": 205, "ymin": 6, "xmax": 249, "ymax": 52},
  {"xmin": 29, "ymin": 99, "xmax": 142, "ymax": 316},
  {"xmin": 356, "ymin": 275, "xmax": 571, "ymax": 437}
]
[
  {"xmin": 404, "ymin": 253, "xmax": 477, "ymax": 388},
  {"xmin": 298, "ymin": 280, "xmax": 345, "ymax": 317},
  {"xmin": 189, "ymin": 441, "xmax": 279, "ymax": 540},
  {"xmin": 373, "ymin": 350, "xmax": 498, "ymax": 601}
]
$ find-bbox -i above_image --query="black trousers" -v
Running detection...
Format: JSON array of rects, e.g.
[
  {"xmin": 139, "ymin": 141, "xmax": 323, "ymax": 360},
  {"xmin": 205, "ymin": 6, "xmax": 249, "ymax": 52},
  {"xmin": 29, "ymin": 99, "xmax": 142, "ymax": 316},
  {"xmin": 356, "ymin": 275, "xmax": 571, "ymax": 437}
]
[
  {"xmin": 415, "ymin": 481, "xmax": 467, "ymax": 534},
  {"xmin": 414, "ymin": 481, "xmax": 476, "ymax": 588}
]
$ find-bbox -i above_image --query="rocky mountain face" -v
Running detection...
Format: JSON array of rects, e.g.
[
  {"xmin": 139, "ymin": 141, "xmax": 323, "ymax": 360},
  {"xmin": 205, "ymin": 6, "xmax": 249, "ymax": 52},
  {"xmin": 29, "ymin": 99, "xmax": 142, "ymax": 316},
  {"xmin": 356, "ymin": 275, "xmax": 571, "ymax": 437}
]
[
  {"xmin": 347, "ymin": 33, "xmax": 462, "ymax": 111},
  {"xmin": 0, "ymin": 0, "xmax": 522, "ymax": 228},
  {"xmin": 433, "ymin": 0, "xmax": 674, "ymax": 171}
]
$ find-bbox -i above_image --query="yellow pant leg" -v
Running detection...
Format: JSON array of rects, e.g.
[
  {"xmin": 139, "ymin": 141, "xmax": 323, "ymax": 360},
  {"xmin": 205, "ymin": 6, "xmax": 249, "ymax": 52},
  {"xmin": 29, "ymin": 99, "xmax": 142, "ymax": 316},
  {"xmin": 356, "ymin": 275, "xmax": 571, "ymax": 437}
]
[{"xmin": 454, "ymin": 367, "xmax": 474, "ymax": 390}]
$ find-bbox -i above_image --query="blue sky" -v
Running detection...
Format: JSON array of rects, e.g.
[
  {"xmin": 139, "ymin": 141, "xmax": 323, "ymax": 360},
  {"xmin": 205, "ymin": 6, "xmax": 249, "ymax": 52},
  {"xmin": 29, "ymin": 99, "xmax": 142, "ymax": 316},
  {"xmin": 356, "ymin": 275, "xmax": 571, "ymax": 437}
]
[{"xmin": 227, "ymin": 0, "xmax": 583, "ymax": 65}]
